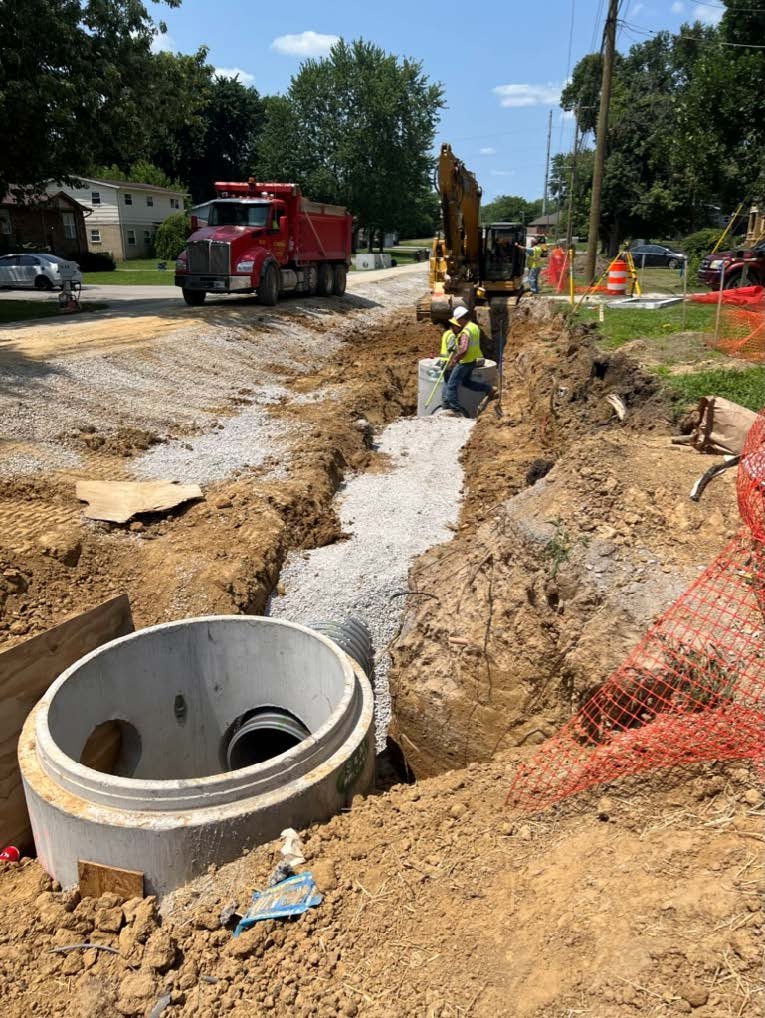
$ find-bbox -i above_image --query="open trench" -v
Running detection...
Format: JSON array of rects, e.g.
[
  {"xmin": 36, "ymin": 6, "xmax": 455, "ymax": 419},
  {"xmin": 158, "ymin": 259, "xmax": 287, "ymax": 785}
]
[{"xmin": 2, "ymin": 291, "xmax": 745, "ymax": 785}]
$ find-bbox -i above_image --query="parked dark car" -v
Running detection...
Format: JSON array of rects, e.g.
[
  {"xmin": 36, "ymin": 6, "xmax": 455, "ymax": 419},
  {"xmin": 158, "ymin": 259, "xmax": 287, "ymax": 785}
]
[
  {"xmin": 629, "ymin": 243, "xmax": 686, "ymax": 269},
  {"xmin": 698, "ymin": 238, "xmax": 765, "ymax": 290}
]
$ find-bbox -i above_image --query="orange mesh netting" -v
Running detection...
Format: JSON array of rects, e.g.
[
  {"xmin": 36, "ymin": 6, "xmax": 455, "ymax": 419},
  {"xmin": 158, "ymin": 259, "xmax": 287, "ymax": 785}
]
[
  {"xmin": 508, "ymin": 410, "xmax": 765, "ymax": 812},
  {"xmin": 692, "ymin": 286, "xmax": 765, "ymax": 364}
]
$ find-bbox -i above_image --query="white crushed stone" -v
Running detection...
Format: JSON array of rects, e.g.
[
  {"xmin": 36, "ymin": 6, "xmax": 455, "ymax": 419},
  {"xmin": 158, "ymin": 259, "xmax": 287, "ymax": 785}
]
[
  {"xmin": 269, "ymin": 414, "xmax": 474, "ymax": 748},
  {"xmin": 133, "ymin": 401, "xmax": 294, "ymax": 485}
]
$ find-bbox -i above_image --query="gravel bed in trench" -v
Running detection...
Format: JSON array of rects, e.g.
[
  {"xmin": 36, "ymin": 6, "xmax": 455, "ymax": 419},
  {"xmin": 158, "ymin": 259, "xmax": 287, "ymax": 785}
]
[{"xmin": 269, "ymin": 414, "xmax": 474, "ymax": 749}]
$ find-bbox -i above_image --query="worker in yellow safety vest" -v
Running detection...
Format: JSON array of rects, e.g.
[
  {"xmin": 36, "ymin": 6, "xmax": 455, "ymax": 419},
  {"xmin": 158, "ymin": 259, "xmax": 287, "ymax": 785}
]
[
  {"xmin": 439, "ymin": 306, "xmax": 496, "ymax": 416},
  {"xmin": 516, "ymin": 238, "xmax": 542, "ymax": 293}
]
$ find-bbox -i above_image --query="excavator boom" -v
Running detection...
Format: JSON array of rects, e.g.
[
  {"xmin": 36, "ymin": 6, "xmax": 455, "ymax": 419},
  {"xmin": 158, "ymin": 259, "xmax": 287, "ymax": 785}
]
[{"xmin": 417, "ymin": 143, "xmax": 525, "ymax": 324}]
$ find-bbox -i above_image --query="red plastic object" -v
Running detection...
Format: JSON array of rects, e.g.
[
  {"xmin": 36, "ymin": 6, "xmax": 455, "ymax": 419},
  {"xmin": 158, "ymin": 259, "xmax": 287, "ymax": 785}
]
[
  {"xmin": 508, "ymin": 408, "xmax": 765, "ymax": 812},
  {"xmin": 0, "ymin": 846, "xmax": 20, "ymax": 862}
]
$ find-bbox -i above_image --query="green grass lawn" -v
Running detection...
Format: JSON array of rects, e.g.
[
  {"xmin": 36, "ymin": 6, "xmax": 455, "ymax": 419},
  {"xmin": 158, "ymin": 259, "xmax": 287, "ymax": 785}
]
[
  {"xmin": 83, "ymin": 258, "xmax": 175, "ymax": 285},
  {"xmin": 657, "ymin": 365, "xmax": 765, "ymax": 412},
  {"xmin": 572, "ymin": 297, "xmax": 764, "ymax": 414},
  {"xmin": 0, "ymin": 300, "xmax": 108, "ymax": 324},
  {"xmin": 576, "ymin": 302, "xmax": 717, "ymax": 349}
]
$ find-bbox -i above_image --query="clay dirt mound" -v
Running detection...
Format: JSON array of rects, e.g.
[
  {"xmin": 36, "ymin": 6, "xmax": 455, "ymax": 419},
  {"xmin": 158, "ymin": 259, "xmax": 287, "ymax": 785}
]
[
  {"xmin": 0, "ymin": 760, "xmax": 761, "ymax": 1017},
  {"xmin": 389, "ymin": 302, "xmax": 745, "ymax": 777}
]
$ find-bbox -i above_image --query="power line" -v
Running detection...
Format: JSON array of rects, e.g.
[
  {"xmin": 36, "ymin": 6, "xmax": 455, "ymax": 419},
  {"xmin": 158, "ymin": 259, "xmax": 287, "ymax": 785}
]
[{"xmin": 620, "ymin": 19, "xmax": 765, "ymax": 47}]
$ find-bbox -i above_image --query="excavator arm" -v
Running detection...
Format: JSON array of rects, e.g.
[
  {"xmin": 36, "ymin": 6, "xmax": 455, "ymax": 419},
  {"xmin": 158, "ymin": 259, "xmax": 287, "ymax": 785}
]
[{"xmin": 417, "ymin": 144, "xmax": 483, "ymax": 322}]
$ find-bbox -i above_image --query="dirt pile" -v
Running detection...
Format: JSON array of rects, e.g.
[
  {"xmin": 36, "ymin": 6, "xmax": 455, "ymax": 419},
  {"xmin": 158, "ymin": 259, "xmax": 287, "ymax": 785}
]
[
  {"xmin": 390, "ymin": 303, "xmax": 744, "ymax": 776},
  {"xmin": 0, "ymin": 759, "xmax": 761, "ymax": 1017}
]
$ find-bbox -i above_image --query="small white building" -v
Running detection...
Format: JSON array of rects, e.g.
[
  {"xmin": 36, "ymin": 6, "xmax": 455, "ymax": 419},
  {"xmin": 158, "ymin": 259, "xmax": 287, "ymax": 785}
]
[{"xmin": 47, "ymin": 177, "xmax": 187, "ymax": 260}]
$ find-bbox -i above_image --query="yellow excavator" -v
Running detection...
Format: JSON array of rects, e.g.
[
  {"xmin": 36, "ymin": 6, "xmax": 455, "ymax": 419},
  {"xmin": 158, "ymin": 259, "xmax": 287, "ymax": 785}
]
[{"xmin": 416, "ymin": 143, "xmax": 527, "ymax": 327}]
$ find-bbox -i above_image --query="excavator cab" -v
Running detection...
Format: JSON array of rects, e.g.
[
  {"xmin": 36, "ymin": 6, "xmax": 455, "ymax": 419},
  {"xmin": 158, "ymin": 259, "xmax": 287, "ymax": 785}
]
[{"xmin": 482, "ymin": 223, "xmax": 526, "ymax": 285}]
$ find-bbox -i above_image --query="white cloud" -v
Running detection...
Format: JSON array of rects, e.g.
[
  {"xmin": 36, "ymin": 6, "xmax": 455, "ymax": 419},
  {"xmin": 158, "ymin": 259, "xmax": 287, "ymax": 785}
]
[
  {"xmin": 151, "ymin": 31, "xmax": 174, "ymax": 53},
  {"xmin": 671, "ymin": 1, "xmax": 685, "ymax": 12},
  {"xmin": 693, "ymin": 2, "xmax": 723, "ymax": 23},
  {"xmin": 270, "ymin": 30, "xmax": 340, "ymax": 57},
  {"xmin": 493, "ymin": 83, "xmax": 562, "ymax": 108},
  {"xmin": 631, "ymin": 1, "xmax": 645, "ymax": 15},
  {"xmin": 479, "ymin": 146, "xmax": 497, "ymax": 156},
  {"xmin": 490, "ymin": 169, "xmax": 514, "ymax": 177},
  {"xmin": 214, "ymin": 67, "xmax": 256, "ymax": 86}
]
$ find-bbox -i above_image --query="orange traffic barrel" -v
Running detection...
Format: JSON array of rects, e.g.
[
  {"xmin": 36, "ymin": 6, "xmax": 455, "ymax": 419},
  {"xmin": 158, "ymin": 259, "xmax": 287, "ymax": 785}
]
[{"xmin": 607, "ymin": 258, "xmax": 628, "ymax": 295}]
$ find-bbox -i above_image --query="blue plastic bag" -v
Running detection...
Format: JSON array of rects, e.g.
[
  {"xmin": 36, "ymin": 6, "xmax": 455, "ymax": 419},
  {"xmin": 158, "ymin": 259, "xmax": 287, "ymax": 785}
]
[{"xmin": 233, "ymin": 872, "xmax": 323, "ymax": 936}]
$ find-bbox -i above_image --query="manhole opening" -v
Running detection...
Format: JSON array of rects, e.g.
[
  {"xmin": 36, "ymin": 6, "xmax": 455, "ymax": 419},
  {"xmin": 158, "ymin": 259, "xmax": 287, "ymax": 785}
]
[
  {"xmin": 223, "ymin": 707, "xmax": 311, "ymax": 771},
  {"xmin": 80, "ymin": 719, "xmax": 142, "ymax": 777}
]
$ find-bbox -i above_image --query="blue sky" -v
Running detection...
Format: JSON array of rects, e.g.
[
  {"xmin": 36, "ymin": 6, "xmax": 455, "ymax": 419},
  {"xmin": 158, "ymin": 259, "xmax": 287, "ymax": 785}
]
[{"xmin": 152, "ymin": 0, "xmax": 724, "ymax": 201}]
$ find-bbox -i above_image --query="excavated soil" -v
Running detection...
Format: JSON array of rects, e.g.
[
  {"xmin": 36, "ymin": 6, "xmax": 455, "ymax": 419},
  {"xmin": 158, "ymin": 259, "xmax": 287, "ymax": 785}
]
[
  {"xmin": 0, "ymin": 761, "xmax": 762, "ymax": 1017},
  {"xmin": 389, "ymin": 303, "xmax": 746, "ymax": 777}
]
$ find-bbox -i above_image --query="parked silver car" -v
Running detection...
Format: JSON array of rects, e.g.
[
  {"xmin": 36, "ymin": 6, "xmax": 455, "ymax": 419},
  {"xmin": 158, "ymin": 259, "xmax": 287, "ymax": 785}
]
[{"xmin": 0, "ymin": 252, "xmax": 83, "ymax": 290}]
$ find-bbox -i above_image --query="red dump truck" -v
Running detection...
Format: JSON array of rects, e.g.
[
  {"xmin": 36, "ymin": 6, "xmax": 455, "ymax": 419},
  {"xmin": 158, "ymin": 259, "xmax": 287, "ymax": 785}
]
[{"xmin": 175, "ymin": 179, "xmax": 353, "ymax": 306}]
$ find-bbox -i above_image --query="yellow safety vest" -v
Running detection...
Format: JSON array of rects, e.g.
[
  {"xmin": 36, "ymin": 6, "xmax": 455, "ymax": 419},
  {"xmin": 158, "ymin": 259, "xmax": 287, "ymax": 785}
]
[
  {"xmin": 461, "ymin": 321, "xmax": 482, "ymax": 364},
  {"xmin": 440, "ymin": 328, "xmax": 457, "ymax": 357},
  {"xmin": 528, "ymin": 247, "xmax": 542, "ymax": 269}
]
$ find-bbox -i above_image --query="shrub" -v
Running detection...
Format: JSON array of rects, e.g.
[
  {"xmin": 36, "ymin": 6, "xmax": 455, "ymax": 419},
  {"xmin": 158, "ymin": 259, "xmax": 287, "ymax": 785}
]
[
  {"xmin": 681, "ymin": 228, "xmax": 722, "ymax": 261},
  {"xmin": 78, "ymin": 251, "xmax": 117, "ymax": 271},
  {"xmin": 154, "ymin": 213, "xmax": 192, "ymax": 261}
]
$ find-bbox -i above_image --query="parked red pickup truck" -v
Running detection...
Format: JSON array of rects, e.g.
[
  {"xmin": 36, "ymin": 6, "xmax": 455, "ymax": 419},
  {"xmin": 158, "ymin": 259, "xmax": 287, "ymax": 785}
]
[
  {"xmin": 175, "ymin": 179, "xmax": 352, "ymax": 306},
  {"xmin": 698, "ymin": 238, "xmax": 765, "ymax": 290}
]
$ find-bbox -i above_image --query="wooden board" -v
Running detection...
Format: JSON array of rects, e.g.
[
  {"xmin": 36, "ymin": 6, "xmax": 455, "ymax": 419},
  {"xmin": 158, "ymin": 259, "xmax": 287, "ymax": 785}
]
[
  {"xmin": 75, "ymin": 480, "xmax": 203, "ymax": 524},
  {"xmin": 0, "ymin": 594, "xmax": 134, "ymax": 851},
  {"xmin": 78, "ymin": 859, "xmax": 144, "ymax": 900}
]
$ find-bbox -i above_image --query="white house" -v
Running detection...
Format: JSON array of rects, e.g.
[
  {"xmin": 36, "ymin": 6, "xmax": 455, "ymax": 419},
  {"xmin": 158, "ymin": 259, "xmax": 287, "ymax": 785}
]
[{"xmin": 47, "ymin": 177, "xmax": 187, "ymax": 260}]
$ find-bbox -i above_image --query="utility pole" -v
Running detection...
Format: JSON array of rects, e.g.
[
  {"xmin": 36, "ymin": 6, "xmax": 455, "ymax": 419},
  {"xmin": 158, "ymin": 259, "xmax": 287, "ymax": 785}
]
[
  {"xmin": 542, "ymin": 109, "xmax": 553, "ymax": 217},
  {"xmin": 585, "ymin": 0, "xmax": 619, "ymax": 283},
  {"xmin": 565, "ymin": 115, "xmax": 580, "ymax": 255}
]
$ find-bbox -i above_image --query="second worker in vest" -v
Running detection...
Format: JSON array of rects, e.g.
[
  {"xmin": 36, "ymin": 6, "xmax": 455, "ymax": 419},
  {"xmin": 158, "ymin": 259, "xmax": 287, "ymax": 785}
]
[{"xmin": 440, "ymin": 306, "xmax": 496, "ymax": 416}]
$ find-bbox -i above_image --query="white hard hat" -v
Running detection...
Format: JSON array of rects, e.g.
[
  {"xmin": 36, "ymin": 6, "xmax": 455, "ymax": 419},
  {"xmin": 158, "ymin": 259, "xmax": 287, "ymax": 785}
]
[{"xmin": 449, "ymin": 306, "xmax": 469, "ymax": 325}]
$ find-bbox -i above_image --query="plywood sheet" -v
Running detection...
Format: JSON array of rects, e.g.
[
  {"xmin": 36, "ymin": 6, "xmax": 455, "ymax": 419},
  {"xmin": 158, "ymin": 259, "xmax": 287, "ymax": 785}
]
[
  {"xmin": 0, "ymin": 595, "xmax": 134, "ymax": 851},
  {"xmin": 78, "ymin": 859, "xmax": 144, "ymax": 900},
  {"xmin": 75, "ymin": 480, "xmax": 203, "ymax": 524}
]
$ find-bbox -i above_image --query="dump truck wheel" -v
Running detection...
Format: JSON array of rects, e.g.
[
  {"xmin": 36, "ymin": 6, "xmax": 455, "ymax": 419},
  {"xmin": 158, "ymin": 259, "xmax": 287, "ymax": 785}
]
[
  {"xmin": 258, "ymin": 264, "xmax": 279, "ymax": 306},
  {"xmin": 317, "ymin": 262, "xmax": 334, "ymax": 297},
  {"xmin": 183, "ymin": 288, "xmax": 206, "ymax": 306},
  {"xmin": 333, "ymin": 264, "xmax": 347, "ymax": 296}
]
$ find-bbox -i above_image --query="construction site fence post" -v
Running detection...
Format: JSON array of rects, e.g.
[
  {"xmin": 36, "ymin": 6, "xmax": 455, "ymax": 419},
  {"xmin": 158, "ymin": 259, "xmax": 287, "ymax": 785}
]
[{"xmin": 714, "ymin": 258, "xmax": 726, "ymax": 346}]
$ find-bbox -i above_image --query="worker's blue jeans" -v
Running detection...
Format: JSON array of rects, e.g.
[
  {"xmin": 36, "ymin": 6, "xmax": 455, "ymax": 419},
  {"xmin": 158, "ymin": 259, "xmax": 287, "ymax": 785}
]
[
  {"xmin": 527, "ymin": 266, "xmax": 540, "ymax": 293},
  {"xmin": 442, "ymin": 362, "xmax": 491, "ymax": 413}
]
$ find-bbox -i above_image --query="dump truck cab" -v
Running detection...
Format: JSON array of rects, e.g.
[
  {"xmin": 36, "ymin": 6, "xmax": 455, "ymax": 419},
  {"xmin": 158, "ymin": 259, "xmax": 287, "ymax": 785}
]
[{"xmin": 175, "ymin": 179, "xmax": 352, "ymax": 306}]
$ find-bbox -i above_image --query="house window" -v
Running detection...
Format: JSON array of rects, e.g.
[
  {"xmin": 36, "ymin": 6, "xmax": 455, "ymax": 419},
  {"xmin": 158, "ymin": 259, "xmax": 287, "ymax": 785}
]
[
  {"xmin": 62, "ymin": 212, "xmax": 77, "ymax": 240},
  {"xmin": 91, "ymin": 191, "xmax": 101, "ymax": 205},
  {"xmin": 124, "ymin": 193, "xmax": 133, "ymax": 206},
  {"xmin": 90, "ymin": 228, "xmax": 102, "ymax": 243},
  {"xmin": 146, "ymin": 195, "xmax": 154, "ymax": 207},
  {"xmin": 143, "ymin": 230, "xmax": 152, "ymax": 244},
  {"xmin": 127, "ymin": 229, "xmax": 136, "ymax": 246},
  {"xmin": 170, "ymin": 198, "xmax": 180, "ymax": 210},
  {"xmin": 0, "ymin": 209, "xmax": 10, "ymax": 236}
]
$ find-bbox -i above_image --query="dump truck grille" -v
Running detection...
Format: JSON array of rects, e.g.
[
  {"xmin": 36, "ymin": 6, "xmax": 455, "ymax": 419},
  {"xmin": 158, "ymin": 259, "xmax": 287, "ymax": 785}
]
[{"xmin": 187, "ymin": 240, "xmax": 230, "ymax": 275}]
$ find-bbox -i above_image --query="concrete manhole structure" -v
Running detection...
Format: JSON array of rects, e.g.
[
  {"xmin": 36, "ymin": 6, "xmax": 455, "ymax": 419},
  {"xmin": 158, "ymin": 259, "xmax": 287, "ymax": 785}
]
[{"xmin": 19, "ymin": 616, "xmax": 375, "ymax": 896}]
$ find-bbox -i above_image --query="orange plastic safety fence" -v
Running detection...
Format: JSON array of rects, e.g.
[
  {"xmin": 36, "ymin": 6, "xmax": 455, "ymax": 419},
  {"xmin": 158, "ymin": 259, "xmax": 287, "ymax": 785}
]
[
  {"xmin": 508, "ymin": 410, "xmax": 765, "ymax": 812},
  {"xmin": 706, "ymin": 305, "xmax": 765, "ymax": 363}
]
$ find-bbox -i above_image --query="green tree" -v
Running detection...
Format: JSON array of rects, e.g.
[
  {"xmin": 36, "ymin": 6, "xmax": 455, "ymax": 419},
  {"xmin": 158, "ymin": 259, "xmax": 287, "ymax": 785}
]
[
  {"xmin": 187, "ymin": 76, "xmax": 266, "ymax": 202},
  {"xmin": 88, "ymin": 161, "xmax": 185, "ymax": 192},
  {"xmin": 257, "ymin": 39, "xmax": 444, "ymax": 246},
  {"xmin": 0, "ymin": 1, "xmax": 180, "ymax": 198},
  {"xmin": 549, "ymin": 148, "xmax": 596, "ymax": 240},
  {"xmin": 480, "ymin": 195, "xmax": 543, "ymax": 225},
  {"xmin": 154, "ymin": 212, "xmax": 191, "ymax": 260}
]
